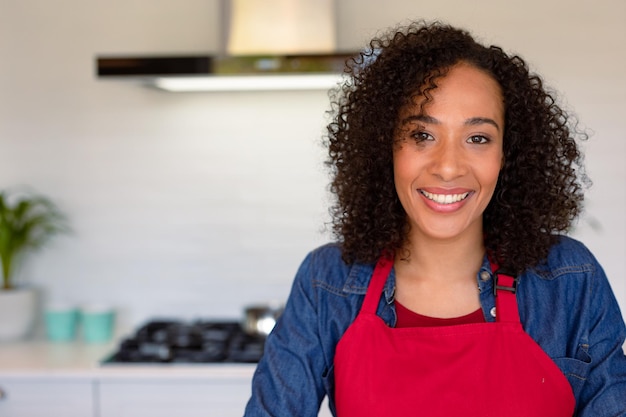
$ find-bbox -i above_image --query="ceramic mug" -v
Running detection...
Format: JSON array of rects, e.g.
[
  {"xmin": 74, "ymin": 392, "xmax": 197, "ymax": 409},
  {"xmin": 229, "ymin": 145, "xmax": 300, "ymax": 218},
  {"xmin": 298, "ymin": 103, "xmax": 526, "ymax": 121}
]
[
  {"xmin": 44, "ymin": 303, "xmax": 79, "ymax": 342},
  {"xmin": 81, "ymin": 305, "xmax": 115, "ymax": 343}
]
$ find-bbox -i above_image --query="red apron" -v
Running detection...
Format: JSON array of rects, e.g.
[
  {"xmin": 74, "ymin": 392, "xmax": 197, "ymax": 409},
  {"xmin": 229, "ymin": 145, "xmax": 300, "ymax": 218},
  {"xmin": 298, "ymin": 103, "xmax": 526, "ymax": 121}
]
[{"xmin": 334, "ymin": 255, "xmax": 575, "ymax": 416}]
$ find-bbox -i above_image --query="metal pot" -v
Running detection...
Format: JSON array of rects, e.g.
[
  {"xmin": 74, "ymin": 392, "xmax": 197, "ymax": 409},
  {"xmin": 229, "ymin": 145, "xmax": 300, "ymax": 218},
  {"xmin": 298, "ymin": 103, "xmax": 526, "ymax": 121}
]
[{"xmin": 242, "ymin": 303, "xmax": 284, "ymax": 337}]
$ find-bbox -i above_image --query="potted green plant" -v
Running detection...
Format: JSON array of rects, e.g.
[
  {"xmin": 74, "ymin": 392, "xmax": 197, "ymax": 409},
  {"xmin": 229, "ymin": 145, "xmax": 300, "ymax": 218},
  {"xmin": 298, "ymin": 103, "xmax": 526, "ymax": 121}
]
[{"xmin": 0, "ymin": 189, "xmax": 68, "ymax": 340}]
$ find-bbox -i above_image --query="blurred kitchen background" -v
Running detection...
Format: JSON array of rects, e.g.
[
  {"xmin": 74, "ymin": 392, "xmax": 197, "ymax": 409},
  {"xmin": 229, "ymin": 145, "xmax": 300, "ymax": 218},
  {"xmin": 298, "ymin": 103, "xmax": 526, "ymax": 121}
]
[{"xmin": 0, "ymin": 0, "xmax": 624, "ymax": 334}]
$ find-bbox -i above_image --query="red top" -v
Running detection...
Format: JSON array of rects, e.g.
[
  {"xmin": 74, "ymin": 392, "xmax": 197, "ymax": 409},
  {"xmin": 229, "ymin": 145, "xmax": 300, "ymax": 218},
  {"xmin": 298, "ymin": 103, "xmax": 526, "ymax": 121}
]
[{"xmin": 394, "ymin": 301, "xmax": 485, "ymax": 327}]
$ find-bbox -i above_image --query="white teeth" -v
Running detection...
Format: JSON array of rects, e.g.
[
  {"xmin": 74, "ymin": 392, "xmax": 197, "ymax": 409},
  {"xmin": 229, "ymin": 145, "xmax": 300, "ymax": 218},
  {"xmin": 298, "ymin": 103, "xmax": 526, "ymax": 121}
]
[{"xmin": 420, "ymin": 190, "xmax": 470, "ymax": 204}]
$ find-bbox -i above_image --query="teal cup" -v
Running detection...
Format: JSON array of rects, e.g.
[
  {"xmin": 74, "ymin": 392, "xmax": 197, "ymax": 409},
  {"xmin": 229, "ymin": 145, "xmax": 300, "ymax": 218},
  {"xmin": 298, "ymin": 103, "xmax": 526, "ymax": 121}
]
[
  {"xmin": 81, "ymin": 306, "xmax": 115, "ymax": 343},
  {"xmin": 45, "ymin": 306, "xmax": 78, "ymax": 342}
]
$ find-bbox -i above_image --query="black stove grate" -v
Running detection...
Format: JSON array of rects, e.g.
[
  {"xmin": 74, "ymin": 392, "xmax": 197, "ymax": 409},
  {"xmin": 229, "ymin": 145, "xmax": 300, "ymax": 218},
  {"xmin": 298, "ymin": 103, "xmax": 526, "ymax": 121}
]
[{"xmin": 103, "ymin": 319, "xmax": 265, "ymax": 364}]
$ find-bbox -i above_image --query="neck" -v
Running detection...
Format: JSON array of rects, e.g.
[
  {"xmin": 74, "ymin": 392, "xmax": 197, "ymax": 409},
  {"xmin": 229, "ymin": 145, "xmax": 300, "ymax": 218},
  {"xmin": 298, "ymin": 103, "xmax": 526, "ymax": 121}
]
[{"xmin": 395, "ymin": 228, "xmax": 485, "ymax": 285}]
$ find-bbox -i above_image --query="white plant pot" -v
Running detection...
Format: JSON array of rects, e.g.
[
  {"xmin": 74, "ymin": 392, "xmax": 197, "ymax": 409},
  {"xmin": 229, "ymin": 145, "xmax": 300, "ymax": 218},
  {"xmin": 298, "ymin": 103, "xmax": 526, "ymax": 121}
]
[{"xmin": 0, "ymin": 287, "xmax": 38, "ymax": 341}]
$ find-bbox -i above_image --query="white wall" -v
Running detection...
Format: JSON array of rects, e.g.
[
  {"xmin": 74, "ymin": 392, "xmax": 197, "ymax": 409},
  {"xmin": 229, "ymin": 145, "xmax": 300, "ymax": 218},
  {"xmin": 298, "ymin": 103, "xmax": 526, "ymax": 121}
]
[{"xmin": 0, "ymin": 0, "xmax": 624, "ymax": 332}]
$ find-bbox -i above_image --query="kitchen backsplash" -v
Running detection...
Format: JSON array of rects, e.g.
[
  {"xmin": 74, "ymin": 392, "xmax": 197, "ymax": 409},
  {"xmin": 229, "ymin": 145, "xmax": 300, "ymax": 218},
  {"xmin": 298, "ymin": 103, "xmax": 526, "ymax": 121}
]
[{"xmin": 1, "ymin": 1, "xmax": 624, "ymax": 332}]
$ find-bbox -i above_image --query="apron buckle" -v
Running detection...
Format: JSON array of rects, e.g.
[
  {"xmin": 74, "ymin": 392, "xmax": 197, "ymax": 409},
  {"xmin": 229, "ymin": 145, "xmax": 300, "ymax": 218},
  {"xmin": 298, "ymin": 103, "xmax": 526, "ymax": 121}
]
[{"xmin": 493, "ymin": 271, "xmax": 519, "ymax": 296}]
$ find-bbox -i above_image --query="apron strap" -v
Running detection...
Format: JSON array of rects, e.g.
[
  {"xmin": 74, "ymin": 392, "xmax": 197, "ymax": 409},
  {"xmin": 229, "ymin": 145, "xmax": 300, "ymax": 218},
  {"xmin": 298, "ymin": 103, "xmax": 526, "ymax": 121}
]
[
  {"xmin": 492, "ymin": 266, "xmax": 521, "ymax": 323},
  {"xmin": 360, "ymin": 255, "xmax": 394, "ymax": 314}
]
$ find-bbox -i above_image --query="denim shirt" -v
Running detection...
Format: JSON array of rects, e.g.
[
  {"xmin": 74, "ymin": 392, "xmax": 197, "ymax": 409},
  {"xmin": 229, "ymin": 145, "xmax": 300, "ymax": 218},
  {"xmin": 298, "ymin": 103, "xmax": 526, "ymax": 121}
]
[{"xmin": 244, "ymin": 236, "xmax": 626, "ymax": 416}]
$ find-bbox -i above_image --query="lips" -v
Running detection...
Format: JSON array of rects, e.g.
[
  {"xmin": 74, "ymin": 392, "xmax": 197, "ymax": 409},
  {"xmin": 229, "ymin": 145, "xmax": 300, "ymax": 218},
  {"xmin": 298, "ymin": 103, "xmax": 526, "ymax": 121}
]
[{"xmin": 419, "ymin": 190, "xmax": 470, "ymax": 205}]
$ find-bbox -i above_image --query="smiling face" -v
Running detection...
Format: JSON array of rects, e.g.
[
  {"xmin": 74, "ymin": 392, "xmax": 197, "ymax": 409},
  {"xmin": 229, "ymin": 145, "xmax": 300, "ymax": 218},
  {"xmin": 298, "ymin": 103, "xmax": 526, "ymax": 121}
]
[{"xmin": 393, "ymin": 63, "xmax": 504, "ymax": 245}]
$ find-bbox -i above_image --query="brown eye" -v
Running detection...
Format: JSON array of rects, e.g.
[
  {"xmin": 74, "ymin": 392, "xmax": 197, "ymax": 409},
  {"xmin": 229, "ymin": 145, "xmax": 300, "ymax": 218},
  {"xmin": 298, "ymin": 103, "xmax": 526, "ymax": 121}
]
[
  {"xmin": 412, "ymin": 131, "xmax": 433, "ymax": 142},
  {"xmin": 467, "ymin": 135, "xmax": 489, "ymax": 144}
]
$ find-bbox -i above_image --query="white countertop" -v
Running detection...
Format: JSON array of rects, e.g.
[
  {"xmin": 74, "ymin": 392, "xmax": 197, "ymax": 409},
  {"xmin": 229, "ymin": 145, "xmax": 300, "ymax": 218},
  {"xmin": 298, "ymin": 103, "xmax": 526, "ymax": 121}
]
[
  {"xmin": 0, "ymin": 338, "xmax": 257, "ymax": 380},
  {"xmin": 0, "ymin": 338, "xmax": 333, "ymax": 417}
]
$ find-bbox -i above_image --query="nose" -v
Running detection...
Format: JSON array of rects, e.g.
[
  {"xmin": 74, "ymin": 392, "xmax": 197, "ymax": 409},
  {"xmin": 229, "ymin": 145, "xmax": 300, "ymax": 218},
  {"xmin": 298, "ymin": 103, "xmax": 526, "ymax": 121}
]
[{"xmin": 429, "ymin": 140, "xmax": 466, "ymax": 181}]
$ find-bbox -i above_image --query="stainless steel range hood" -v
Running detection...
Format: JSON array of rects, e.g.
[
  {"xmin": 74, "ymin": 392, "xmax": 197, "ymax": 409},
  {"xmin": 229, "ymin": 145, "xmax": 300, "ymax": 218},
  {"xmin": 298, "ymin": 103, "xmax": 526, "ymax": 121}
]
[
  {"xmin": 95, "ymin": 0, "xmax": 356, "ymax": 92},
  {"xmin": 96, "ymin": 52, "xmax": 354, "ymax": 92}
]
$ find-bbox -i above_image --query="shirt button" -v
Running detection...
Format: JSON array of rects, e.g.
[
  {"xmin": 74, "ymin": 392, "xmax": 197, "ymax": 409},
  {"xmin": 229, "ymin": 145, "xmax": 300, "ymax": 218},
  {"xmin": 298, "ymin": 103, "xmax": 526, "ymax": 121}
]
[
  {"xmin": 480, "ymin": 271, "xmax": 491, "ymax": 281},
  {"xmin": 490, "ymin": 307, "xmax": 497, "ymax": 318}
]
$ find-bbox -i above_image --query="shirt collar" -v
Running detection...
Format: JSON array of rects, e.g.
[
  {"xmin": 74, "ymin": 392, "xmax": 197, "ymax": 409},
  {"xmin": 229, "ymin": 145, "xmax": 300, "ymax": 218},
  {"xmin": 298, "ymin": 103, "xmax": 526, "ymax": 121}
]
[{"xmin": 342, "ymin": 259, "xmax": 396, "ymax": 304}]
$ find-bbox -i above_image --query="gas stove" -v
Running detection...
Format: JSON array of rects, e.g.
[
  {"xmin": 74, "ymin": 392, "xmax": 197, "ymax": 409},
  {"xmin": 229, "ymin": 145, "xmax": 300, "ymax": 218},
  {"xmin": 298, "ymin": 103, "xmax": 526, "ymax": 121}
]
[{"xmin": 103, "ymin": 319, "xmax": 266, "ymax": 364}]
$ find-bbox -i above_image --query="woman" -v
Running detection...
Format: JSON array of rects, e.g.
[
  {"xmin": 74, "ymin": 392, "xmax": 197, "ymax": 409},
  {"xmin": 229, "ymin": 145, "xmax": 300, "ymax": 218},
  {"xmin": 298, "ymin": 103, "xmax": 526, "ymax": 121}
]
[{"xmin": 244, "ymin": 21, "xmax": 626, "ymax": 416}]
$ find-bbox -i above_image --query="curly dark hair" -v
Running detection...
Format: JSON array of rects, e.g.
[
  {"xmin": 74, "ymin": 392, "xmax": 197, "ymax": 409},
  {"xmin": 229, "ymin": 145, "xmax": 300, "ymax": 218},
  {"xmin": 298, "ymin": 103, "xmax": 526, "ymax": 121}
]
[{"xmin": 325, "ymin": 20, "xmax": 587, "ymax": 274}]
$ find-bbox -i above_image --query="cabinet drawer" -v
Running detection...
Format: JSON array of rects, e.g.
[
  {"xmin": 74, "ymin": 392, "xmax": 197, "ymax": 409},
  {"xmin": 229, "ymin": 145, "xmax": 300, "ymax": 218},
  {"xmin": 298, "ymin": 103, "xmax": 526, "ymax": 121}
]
[{"xmin": 0, "ymin": 380, "xmax": 94, "ymax": 417}]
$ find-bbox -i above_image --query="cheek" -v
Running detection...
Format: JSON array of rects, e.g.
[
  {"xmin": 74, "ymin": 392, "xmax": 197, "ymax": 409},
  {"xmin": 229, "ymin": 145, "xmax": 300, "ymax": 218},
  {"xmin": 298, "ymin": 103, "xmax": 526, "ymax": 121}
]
[
  {"xmin": 480, "ymin": 155, "xmax": 504, "ymax": 191},
  {"xmin": 393, "ymin": 157, "xmax": 410, "ymax": 181},
  {"xmin": 392, "ymin": 150, "xmax": 416, "ymax": 201},
  {"xmin": 392, "ymin": 146, "xmax": 420, "ymax": 180},
  {"xmin": 393, "ymin": 158, "xmax": 416, "ymax": 196}
]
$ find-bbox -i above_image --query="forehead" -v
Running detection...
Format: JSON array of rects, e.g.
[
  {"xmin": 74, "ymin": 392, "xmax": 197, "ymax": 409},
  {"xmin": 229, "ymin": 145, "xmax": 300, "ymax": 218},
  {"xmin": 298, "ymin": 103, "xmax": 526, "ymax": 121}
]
[{"xmin": 400, "ymin": 63, "xmax": 504, "ymax": 120}]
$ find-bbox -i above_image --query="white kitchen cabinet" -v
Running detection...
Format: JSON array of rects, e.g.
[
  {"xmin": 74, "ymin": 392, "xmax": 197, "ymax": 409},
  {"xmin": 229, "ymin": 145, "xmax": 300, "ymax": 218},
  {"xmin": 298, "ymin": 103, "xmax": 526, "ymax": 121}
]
[
  {"xmin": 0, "ymin": 342, "xmax": 335, "ymax": 417},
  {"xmin": 0, "ymin": 379, "xmax": 94, "ymax": 417},
  {"xmin": 99, "ymin": 378, "xmax": 251, "ymax": 417},
  {"xmin": 99, "ymin": 378, "xmax": 333, "ymax": 417}
]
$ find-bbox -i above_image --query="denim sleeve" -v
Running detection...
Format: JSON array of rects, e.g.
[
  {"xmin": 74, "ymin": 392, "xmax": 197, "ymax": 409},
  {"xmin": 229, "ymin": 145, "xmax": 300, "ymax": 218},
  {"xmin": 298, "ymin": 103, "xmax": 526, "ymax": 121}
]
[
  {"xmin": 576, "ymin": 263, "xmax": 626, "ymax": 416},
  {"xmin": 243, "ymin": 252, "xmax": 328, "ymax": 417}
]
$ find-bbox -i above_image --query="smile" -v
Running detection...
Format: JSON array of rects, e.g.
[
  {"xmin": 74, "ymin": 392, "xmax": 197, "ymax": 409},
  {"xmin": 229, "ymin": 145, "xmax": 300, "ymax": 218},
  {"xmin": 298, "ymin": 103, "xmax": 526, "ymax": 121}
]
[{"xmin": 420, "ymin": 190, "xmax": 470, "ymax": 204}]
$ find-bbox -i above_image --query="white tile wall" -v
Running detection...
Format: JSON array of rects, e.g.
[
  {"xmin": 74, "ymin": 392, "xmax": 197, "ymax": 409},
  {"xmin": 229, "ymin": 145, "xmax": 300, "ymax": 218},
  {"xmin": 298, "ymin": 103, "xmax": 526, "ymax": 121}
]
[{"xmin": 0, "ymin": 0, "xmax": 624, "ymax": 331}]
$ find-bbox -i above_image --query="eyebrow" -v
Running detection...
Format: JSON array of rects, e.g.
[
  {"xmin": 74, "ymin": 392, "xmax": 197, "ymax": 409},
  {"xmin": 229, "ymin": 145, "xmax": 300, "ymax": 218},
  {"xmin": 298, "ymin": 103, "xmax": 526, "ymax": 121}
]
[{"xmin": 400, "ymin": 114, "xmax": 501, "ymax": 132}]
